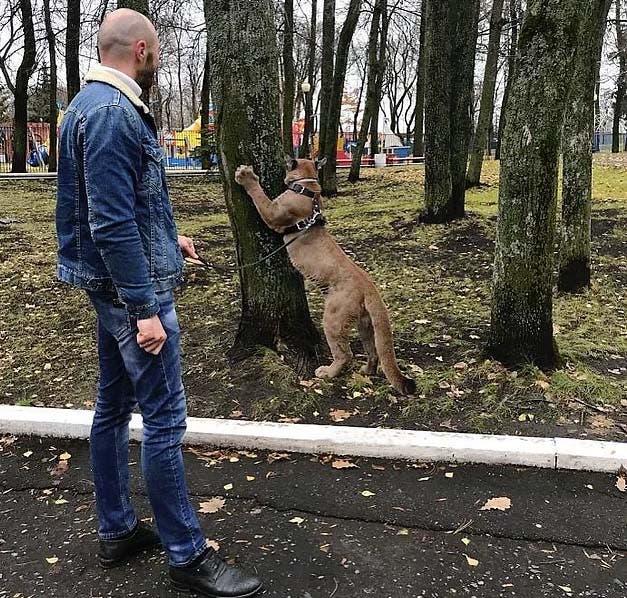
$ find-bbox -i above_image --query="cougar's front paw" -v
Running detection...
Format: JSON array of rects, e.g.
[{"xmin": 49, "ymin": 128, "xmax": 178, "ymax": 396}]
[{"xmin": 235, "ymin": 165, "xmax": 259, "ymax": 187}]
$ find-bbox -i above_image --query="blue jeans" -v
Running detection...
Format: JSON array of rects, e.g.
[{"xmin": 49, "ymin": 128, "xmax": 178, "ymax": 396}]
[{"xmin": 87, "ymin": 289, "xmax": 207, "ymax": 566}]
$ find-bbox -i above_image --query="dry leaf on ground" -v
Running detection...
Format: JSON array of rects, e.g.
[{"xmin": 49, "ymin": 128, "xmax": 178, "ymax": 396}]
[
  {"xmin": 464, "ymin": 554, "xmax": 479, "ymax": 567},
  {"xmin": 289, "ymin": 517, "xmax": 305, "ymax": 524},
  {"xmin": 332, "ymin": 459, "xmax": 358, "ymax": 469},
  {"xmin": 329, "ymin": 409, "xmax": 353, "ymax": 422},
  {"xmin": 206, "ymin": 539, "xmax": 220, "ymax": 551},
  {"xmin": 480, "ymin": 497, "xmax": 512, "ymax": 511},
  {"xmin": 616, "ymin": 476, "xmax": 626, "ymax": 493},
  {"xmin": 199, "ymin": 497, "xmax": 226, "ymax": 514}
]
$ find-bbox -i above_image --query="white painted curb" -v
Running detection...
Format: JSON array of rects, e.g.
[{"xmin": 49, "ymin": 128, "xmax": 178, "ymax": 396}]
[{"xmin": 1, "ymin": 405, "xmax": 625, "ymax": 473}]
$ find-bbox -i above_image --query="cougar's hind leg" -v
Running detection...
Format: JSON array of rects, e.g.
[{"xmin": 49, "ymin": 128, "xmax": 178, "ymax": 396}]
[
  {"xmin": 315, "ymin": 291, "xmax": 355, "ymax": 380},
  {"xmin": 357, "ymin": 310, "xmax": 379, "ymax": 375}
]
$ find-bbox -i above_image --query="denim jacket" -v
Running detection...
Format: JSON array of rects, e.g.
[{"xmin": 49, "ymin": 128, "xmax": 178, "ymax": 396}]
[{"xmin": 56, "ymin": 66, "xmax": 183, "ymax": 319}]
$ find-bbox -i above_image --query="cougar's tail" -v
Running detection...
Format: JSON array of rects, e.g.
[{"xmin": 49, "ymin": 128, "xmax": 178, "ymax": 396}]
[{"xmin": 364, "ymin": 290, "xmax": 416, "ymax": 395}]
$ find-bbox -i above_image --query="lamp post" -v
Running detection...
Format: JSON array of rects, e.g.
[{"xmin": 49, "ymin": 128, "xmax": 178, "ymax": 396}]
[{"xmin": 300, "ymin": 81, "xmax": 313, "ymax": 157}]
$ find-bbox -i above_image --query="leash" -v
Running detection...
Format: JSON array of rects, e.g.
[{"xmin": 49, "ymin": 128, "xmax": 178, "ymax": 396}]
[{"xmin": 187, "ymin": 177, "xmax": 324, "ymax": 274}]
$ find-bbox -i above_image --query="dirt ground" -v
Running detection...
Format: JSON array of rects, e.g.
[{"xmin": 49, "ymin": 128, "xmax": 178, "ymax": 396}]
[{"xmin": 0, "ymin": 159, "xmax": 625, "ymax": 438}]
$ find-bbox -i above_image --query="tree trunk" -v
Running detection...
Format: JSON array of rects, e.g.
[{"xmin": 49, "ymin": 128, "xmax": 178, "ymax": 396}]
[
  {"xmin": 43, "ymin": 0, "xmax": 58, "ymax": 172},
  {"xmin": 320, "ymin": 0, "xmax": 363, "ymax": 196},
  {"xmin": 11, "ymin": 0, "xmax": 36, "ymax": 173},
  {"xmin": 118, "ymin": 0, "xmax": 151, "ymax": 105},
  {"xmin": 200, "ymin": 0, "xmax": 212, "ymax": 170},
  {"xmin": 612, "ymin": 0, "xmax": 626, "ymax": 153},
  {"xmin": 488, "ymin": 0, "xmax": 587, "ymax": 368},
  {"xmin": 466, "ymin": 0, "xmax": 505, "ymax": 187},
  {"xmin": 66, "ymin": 0, "xmax": 81, "ymax": 104},
  {"xmin": 206, "ymin": 0, "xmax": 322, "ymax": 374},
  {"xmin": 412, "ymin": 2, "xmax": 427, "ymax": 157},
  {"xmin": 496, "ymin": 0, "xmax": 520, "ymax": 160},
  {"xmin": 558, "ymin": 0, "xmax": 611, "ymax": 293},
  {"xmin": 369, "ymin": 1, "xmax": 388, "ymax": 157},
  {"xmin": 348, "ymin": 0, "xmax": 383, "ymax": 183},
  {"xmin": 282, "ymin": 0, "xmax": 295, "ymax": 156},
  {"xmin": 422, "ymin": 0, "xmax": 478, "ymax": 222},
  {"xmin": 319, "ymin": 0, "xmax": 336, "ymax": 159},
  {"xmin": 300, "ymin": 0, "xmax": 317, "ymax": 157},
  {"xmin": 449, "ymin": 0, "xmax": 480, "ymax": 214}
]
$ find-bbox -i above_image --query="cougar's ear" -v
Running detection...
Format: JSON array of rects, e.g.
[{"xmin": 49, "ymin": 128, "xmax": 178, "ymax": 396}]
[
  {"xmin": 315, "ymin": 156, "xmax": 328, "ymax": 170},
  {"xmin": 284, "ymin": 155, "xmax": 298, "ymax": 171}
]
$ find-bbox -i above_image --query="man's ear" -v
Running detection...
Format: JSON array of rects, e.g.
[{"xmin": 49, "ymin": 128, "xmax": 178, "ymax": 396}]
[
  {"xmin": 315, "ymin": 156, "xmax": 327, "ymax": 170},
  {"xmin": 284, "ymin": 155, "xmax": 298, "ymax": 171}
]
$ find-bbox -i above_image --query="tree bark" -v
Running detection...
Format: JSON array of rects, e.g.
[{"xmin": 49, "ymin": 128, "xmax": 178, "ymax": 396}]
[
  {"xmin": 300, "ymin": 0, "xmax": 317, "ymax": 157},
  {"xmin": 496, "ymin": 0, "xmax": 520, "ymax": 160},
  {"xmin": 558, "ymin": 0, "xmax": 611, "ymax": 293},
  {"xmin": 11, "ymin": 0, "xmax": 36, "ymax": 173},
  {"xmin": 612, "ymin": 0, "xmax": 626, "ymax": 153},
  {"xmin": 488, "ymin": 0, "xmax": 587, "ymax": 368},
  {"xmin": 206, "ymin": 0, "xmax": 322, "ymax": 374},
  {"xmin": 66, "ymin": 0, "xmax": 81, "ymax": 104},
  {"xmin": 200, "ymin": 0, "xmax": 212, "ymax": 169},
  {"xmin": 319, "ymin": 0, "xmax": 336, "ymax": 158},
  {"xmin": 449, "ymin": 0, "xmax": 480, "ymax": 214},
  {"xmin": 282, "ymin": 0, "xmax": 295, "ymax": 156},
  {"xmin": 43, "ymin": 0, "xmax": 58, "ymax": 172},
  {"xmin": 320, "ymin": 0, "xmax": 363, "ymax": 196},
  {"xmin": 466, "ymin": 0, "xmax": 505, "ymax": 187},
  {"xmin": 412, "ymin": 2, "xmax": 427, "ymax": 157},
  {"xmin": 348, "ymin": 0, "xmax": 383, "ymax": 183},
  {"xmin": 422, "ymin": 0, "xmax": 478, "ymax": 222},
  {"xmin": 369, "ymin": 0, "xmax": 388, "ymax": 157}
]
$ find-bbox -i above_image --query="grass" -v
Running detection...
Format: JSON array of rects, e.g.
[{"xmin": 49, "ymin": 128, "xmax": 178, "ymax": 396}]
[{"xmin": 0, "ymin": 157, "xmax": 625, "ymax": 438}]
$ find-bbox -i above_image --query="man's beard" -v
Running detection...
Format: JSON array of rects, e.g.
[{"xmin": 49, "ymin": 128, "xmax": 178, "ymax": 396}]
[{"xmin": 136, "ymin": 53, "xmax": 157, "ymax": 93}]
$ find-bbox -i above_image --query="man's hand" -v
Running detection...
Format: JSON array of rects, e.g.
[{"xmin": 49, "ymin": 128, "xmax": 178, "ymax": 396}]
[
  {"xmin": 137, "ymin": 315, "xmax": 167, "ymax": 355},
  {"xmin": 178, "ymin": 235, "xmax": 198, "ymax": 259}
]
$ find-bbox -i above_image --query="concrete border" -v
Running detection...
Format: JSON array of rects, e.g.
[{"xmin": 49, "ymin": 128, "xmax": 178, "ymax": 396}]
[{"xmin": 1, "ymin": 405, "xmax": 625, "ymax": 473}]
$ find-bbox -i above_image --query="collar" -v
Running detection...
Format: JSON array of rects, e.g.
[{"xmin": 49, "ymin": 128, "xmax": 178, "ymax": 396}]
[
  {"xmin": 85, "ymin": 64, "xmax": 149, "ymax": 114},
  {"xmin": 287, "ymin": 181, "xmax": 320, "ymax": 199}
]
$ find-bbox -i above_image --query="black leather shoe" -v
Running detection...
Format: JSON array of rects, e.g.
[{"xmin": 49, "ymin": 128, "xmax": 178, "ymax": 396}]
[
  {"xmin": 169, "ymin": 549, "xmax": 263, "ymax": 597},
  {"xmin": 98, "ymin": 522, "xmax": 161, "ymax": 569}
]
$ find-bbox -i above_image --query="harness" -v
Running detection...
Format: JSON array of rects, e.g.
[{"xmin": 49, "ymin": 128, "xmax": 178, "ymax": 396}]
[{"xmin": 283, "ymin": 178, "xmax": 327, "ymax": 234}]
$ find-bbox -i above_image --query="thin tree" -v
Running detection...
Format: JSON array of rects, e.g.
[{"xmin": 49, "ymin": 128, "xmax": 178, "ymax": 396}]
[
  {"xmin": 200, "ymin": 0, "xmax": 212, "ymax": 169},
  {"xmin": 612, "ymin": 0, "xmax": 626, "ymax": 153},
  {"xmin": 206, "ymin": 0, "xmax": 322, "ymax": 373},
  {"xmin": 43, "ymin": 0, "xmax": 58, "ymax": 172},
  {"xmin": 319, "ymin": 0, "xmax": 335, "ymax": 159},
  {"xmin": 488, "ymin": 0, "xmax": 588, "ymax": 368},
  {"xmin": 320, "ymin": 0, "xmax": 363, "ymax": 196},
  {"xmin": 282, "ymin": 0, "xmax": 295, "ymax": 156},
  {"xmin": 369, "ymin": 0, "xmax": 388, "ymax": 157},
  {"xmin": 422, "ymin": 0, "xmax": 479, "ymax": 222},
  {"xmin": 466, "ymin": 0, "xmax": 505, "ymax": 187},
  {"xmin": 559, "ymin": 0, "xmax": 612, "ymax": 293},
  {"xmin": 66, "ymin": 0, "xmax": 81, "ymax": 103},
  {"xmin": 300, "ymin": 0, "xmax": 317, "ymax": 157},
  {"xmin": 348, "ymin": 0, "xmax": 384, "ymax": 183},
  {"xmin": 412, "ymin": 2, "xmax": 427, "ymax": 157},
  {"xmin": 495, "ymin": 0, "xmax": 520, "ymax": 161},
  {"xmin": 11, "ymin": 0, "xmax": 36, "ymax": 173}
]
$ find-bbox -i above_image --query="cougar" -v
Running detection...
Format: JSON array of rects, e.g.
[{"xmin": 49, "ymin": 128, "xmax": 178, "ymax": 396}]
[{"xmin": 234, "ymin": 157, "xmax": 415, "ymax": 395}]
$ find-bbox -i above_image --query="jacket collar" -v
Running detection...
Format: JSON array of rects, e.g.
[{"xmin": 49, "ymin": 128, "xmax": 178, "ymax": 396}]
[{"xmin": 84, "ymin": 64, "xmax": 150, "ymax": 114}]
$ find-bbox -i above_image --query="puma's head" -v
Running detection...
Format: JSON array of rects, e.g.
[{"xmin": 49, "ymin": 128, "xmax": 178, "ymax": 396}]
[{"xmin": 284, "ymin": 156, "xmax": 327, "ymax": 186}]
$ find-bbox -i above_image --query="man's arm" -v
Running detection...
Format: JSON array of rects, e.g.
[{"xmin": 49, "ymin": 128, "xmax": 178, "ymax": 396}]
[{"xmin": 82, "ymin": 104, "xmax": 159, "ymax": 320}]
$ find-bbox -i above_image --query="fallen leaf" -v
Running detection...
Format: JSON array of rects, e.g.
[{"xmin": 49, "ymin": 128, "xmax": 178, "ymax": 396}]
[
  {"xmin": 246, "ymin": 476, "xmax": 256, "ymax": 481},
  {"xmin": 53, "ymin": 498, "xmax": 68, "ymax": 505},
  {"xmin": 267, "ymin": 452, "xmax": 289, "ymax": 464},
  {"xmin": 535, "ymin": 379, "xmax": 550, "ymax": 390},
  {"xmin": 59, "ymin": 452, "xmax": 71, "ymax": 461},
  {"xmin": 397, "ymin": 529, "xmax": 409, "ymax": 535},
  {"xmin": 206, "ymin": 539, "xmax": 220, "ymax": 551},
  {"xmin": 462, "ymin": 537, "xmax": 471, "ymax": 546},
  {"xmin": 329, "ymin": 409, "xmax": 352, "ymax": 422},
  {"xmin": 46, "ymin": 557, "xmax": 59, "ymax": 565},
  {"xmin": 464, "ymin": 554, "xmax": 479, "ymax": 567},
  {"xmin": 23, "ymin": 450, "xmax": 33, "ymax": 457},
  {"xmin": 616, "ymin": 476, "xmax": 626, "ymax": 493},
  {"xmin": 319, "ymin": 543, "xmax": 330, "ymax": 552},
  {"xmin": 558, "ymin": 586, "xmax": 573, "ymax": 594},
  {"xmin": 418, "ymin": 476, "xmax": 430, "ymax": 482},
  {"xmin": 223, "ymin": 483, "xmax": 233, "ymax": 491},
  {"xmin": 229, "ymin": 457, "xmax": 239, "ymax": 463},
  {"xmin": 480, "ymin": 497, "xmax": 512, "ymax": 511},
  {"xmin": 361, "ymin": 490, "xmax": 375, "ymax": 497},
  {"xmin": 199, "ymin": 497, "xmax": 225, "ymax": 514},
  {"xmin": 289, "ymin": 517, "xmax": 305, "ymax": 524},
  {"xmin": 589, "ymin": 415, "xmax": 614, "ymax": 429},
  {"xmin": 445, "ymin": 472, "xmax": 454, "ymax": 479},
  {"xmin": 371, "ymin": 464, "xmax": 385, "ymax": 471},
  {"xmin": 50, "ymin": 460, "xmax": 69, "ymax": 476},
  {"xmin": 332, "ymin": 459, "xmax": 357, "ymax": 470},
  {"xmin": 230, "ymin": 410, "xmax": 243, "ymax": 418}
]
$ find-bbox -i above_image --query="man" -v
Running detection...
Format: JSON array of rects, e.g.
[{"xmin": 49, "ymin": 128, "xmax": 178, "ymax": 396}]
[{"xmin": 55, "ymin": 9, "xmax": 263, "ymax": 597}]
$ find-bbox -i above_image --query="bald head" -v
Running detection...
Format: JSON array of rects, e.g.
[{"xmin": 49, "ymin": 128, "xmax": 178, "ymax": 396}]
[{"xmin": 98, "ymin": 9, "xmax": 159, "ymax": 91}]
